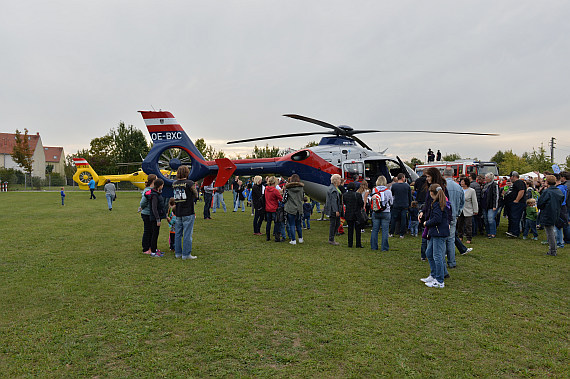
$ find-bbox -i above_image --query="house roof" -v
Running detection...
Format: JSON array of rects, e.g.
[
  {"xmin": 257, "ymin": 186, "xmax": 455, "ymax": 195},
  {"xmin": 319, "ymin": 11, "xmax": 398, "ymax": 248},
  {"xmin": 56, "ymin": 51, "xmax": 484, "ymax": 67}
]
[
  {"xmin": 0, "ymin": 132, "xmax": 40, "ymax": 155},
  {"xmin": 44, "ymin": 146, "xmax": 64, "ymax": 163}
]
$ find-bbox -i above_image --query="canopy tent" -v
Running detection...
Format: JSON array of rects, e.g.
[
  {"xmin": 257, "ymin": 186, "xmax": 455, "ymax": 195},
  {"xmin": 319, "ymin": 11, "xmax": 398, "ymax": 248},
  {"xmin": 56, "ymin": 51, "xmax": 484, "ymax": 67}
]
[{"xmin": 520, "ymin": 171, "xmax": 544, "ymax": 180}]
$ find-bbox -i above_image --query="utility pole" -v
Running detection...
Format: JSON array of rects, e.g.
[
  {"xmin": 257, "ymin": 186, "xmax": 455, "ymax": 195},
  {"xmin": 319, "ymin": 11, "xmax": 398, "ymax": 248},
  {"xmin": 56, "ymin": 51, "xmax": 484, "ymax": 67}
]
[{"xmin": 548, "ymin": 137, "xmax": 556, "ymax": 163}]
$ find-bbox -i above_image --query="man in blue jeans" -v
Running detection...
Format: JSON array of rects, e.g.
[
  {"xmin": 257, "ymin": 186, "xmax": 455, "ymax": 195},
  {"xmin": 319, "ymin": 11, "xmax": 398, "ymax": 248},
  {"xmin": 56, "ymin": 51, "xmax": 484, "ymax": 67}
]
[
  {"xmin": 172, "ymin": 165, "xmax": 198, "ymax": 260},
  {"xmin": 444, "ymin": 168, "xmax": 464, "ymax": 268},
  {"xmin": 389, "ymin": 173, "xmax": 412, "ymax": 238},
  {"xmin": 505, "ymin": 171, "xmax": 527, "ymax": 238}
]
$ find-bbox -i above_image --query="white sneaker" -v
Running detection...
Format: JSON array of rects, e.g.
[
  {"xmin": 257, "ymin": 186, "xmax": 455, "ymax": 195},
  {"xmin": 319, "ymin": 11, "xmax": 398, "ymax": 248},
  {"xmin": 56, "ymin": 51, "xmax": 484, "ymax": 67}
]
[
  {"xmin": 289, "ymin": 240, "xmax": 296, "ymax": 245},
  {"xmin": 420, "ymin": 275, "xmax": 435, "ymax": 283},
  {"xmin": 425, "ymin": 280, "xmax": 444, "ymax": 288},
  {"xmin": 182, "ymin": 255, "xmax": 198, "ymax": 260},
  {"xmin": 298, "ymin": 238, "xmax": 304, "ymax": 243}
]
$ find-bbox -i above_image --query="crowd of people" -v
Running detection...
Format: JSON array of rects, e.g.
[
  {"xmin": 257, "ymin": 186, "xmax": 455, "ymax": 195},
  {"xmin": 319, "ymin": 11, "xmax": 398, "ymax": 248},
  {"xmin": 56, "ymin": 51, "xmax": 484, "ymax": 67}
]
[{"xmin": 133, "ymin": 165, "xmax": 569, "ymax": 288}]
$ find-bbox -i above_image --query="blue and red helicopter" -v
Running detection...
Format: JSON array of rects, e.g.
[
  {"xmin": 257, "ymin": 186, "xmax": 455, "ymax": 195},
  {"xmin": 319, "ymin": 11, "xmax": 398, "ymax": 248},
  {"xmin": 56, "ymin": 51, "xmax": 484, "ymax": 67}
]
[{"xmin": 74, "ymin": 110, "xmax": 497, "ymax": 202}]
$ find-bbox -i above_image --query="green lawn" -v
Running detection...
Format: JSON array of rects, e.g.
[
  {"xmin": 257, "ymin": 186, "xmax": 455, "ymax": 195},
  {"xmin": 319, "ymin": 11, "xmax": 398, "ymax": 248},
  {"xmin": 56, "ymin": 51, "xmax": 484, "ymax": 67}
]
[{"xmin": 1, "ymin": 191, "xmax": 568, "ymax": 377}]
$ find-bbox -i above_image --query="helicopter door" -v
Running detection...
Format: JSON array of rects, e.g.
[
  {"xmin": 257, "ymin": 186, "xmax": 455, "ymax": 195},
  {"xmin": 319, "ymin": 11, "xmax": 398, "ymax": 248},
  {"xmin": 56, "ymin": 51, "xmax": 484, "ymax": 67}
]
[
  {"xmin": 342, "ymin": 161, "xmax": 365, "ymax": 182},
  {"xmin": 396, "ymin": 156, "xmax": 412, "ymax": 182}
]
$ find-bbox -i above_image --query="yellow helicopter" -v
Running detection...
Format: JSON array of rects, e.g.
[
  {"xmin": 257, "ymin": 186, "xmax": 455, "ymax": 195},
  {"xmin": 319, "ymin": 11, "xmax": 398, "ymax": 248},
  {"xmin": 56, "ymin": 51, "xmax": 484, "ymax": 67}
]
[{"xmin": 72, "ymin": 157, "xmax": 174, "ymax": 190}]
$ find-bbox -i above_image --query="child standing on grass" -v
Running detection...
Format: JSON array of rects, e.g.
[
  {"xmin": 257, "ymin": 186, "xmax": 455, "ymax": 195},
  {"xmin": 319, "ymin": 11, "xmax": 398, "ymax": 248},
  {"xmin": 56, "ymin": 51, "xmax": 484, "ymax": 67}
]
[
  {"xmin": 409, "ymin": 201, "xmax": 419, "ymax": 236},
  {"xmin": 523, "ymin": 198, "xmax": 538, "ymax": 240},
  {"xmin": 302, "ymin": 197, "xmax": 312, "ymax": 229},
  {"xmin": 60, "ymin": 187, "xmax": 65, "ymax": 205},
  {"xmin": 421, "ymin": 184, "xmax": 450, "ymax": 289},
  {"xmin": 166, "ymin": 198, "xmax": 176, "ymax": 251}
]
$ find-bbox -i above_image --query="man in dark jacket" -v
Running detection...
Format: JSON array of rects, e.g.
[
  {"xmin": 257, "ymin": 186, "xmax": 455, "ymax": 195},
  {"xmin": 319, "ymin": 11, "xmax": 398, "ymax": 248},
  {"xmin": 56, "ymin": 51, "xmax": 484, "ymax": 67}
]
[
  {"xmin": 389, "ymin": 173, "xmax": 412, "ymax": 238},
  {"xmin": 470, "ymin": 173, "xmax": 483, "ymax": 235},
  {"xmin": 342, "ymin": 182, "xmax": 365, "ymax": 248},
  {"xmin": 537, "ymin": 175, "xmax": 564, "ymax": 256},
  {"xmin": 505, "ymin": 171, "xmax": 527, "ymax": 238}
]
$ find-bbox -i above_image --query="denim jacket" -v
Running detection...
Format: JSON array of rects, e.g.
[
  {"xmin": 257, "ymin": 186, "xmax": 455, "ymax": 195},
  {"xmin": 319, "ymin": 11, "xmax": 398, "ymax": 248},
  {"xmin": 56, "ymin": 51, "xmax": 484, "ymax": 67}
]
[{"xmin": 446, "ymin": 178, "xmax": 465, "ymax": 218}]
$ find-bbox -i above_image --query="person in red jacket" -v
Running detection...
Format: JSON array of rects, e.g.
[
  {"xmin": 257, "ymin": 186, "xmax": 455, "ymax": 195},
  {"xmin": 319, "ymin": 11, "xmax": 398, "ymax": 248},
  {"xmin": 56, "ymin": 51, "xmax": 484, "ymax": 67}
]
[{"xmin": 264, "ymin": 176, "xmax": 283, "ymax": 241}]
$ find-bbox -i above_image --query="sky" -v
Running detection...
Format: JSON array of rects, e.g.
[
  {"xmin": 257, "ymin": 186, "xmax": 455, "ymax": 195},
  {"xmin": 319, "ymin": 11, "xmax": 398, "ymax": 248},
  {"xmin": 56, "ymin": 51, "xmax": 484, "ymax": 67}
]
[{"xmin": 2, "ymin": 0, "xmax": 570, "ymax": 164}]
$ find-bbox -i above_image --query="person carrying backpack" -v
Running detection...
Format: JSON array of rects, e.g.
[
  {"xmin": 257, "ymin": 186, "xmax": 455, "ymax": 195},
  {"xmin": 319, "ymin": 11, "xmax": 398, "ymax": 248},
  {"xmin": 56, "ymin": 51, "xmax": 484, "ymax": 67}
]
[
  {"xmin": 370, "ymin": 175, "xmax": 393, "ymax": 251},
  {"xmin": 421, "ymin": 184, "xmax": 451, "ymax": 288}
]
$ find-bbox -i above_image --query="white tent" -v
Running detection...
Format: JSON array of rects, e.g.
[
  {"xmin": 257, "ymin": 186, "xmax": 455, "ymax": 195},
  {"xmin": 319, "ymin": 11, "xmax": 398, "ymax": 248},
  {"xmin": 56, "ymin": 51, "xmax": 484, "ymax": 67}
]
[{"xmin": 520, "ymin": 171, "xmax": 544, "ymax": 180}]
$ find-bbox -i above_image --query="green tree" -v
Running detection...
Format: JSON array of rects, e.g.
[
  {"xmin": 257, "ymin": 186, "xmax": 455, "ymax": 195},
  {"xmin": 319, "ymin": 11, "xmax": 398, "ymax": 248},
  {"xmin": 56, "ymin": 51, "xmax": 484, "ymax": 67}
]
[
  {"xmin": 442, "ymin": 153, "xmax": 461, "ymax": 162},
  {"xmin": 89, "ymin": 134, "xmax": 116, "ymax": 174},
  {"xmin": 11, "ymin": 128, "xmax": 34, "ymax": 189},
  {"xmin": 498, "ymin": 150, "xmax": 530, "ymax": 175},
  {"xmin": 113, "ymin": 122, "xmax": 149, "ymax": 174},
  {"xmin": 490, "ymin": 150, "xmax": 505, "ymax": 165},
  {"xmin": 564, "ymin": 155, "xmax": 570, "ymax": 171},
  {"xmin": 251, "ymin": 144, "xmax": 283, "ymax": 158},
  {"xmin": 522, "ymin": 144, "xmax": 551, "ymax": 173},
  {"xmin": 194, "ymin": 138, "xmax": 223, "ymax": 161}
]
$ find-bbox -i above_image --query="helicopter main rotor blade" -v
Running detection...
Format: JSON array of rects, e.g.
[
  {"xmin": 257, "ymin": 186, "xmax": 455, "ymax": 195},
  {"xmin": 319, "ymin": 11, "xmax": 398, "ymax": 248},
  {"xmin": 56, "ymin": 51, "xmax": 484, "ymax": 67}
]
[
  {"xmin": 349, "ymin": 135, "xmax": 372, "ymax": 150},
  {"xmin": 227, "ymin": 131, "xmax": 332, "ymax": 145},
  {"xmin": 283, "ymin": 114, "xmax": 343, "ymax": 134},
  {"xmin": 371, "ymin": 130, "xmax": 499, "ymax": 136}
]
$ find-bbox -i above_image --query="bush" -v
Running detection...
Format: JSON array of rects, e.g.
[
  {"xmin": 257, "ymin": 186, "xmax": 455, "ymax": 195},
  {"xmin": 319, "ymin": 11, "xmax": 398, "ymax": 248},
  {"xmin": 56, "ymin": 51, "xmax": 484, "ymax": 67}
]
[
  {"xmin": 43, "ymin": 173, "xmax": 66, "ymax": 187},
  {"xmin": 0, "ymin": 168, "xmax": 24, "ymax": 186}
]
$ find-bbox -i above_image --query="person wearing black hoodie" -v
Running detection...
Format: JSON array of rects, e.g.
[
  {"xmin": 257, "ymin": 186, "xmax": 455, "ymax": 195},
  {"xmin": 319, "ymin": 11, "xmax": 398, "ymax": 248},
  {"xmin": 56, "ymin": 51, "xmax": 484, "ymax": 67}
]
[{"xmin": 343, "ymin": 182, "xmax": 365, "ymax": 248}]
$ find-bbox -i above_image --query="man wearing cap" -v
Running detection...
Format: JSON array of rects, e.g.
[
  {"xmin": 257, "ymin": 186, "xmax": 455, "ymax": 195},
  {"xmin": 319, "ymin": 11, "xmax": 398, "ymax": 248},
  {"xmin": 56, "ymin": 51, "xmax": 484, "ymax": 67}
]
[{"xmin": 505, "ymin": 171, "xmax": 527, "ymax": 238}]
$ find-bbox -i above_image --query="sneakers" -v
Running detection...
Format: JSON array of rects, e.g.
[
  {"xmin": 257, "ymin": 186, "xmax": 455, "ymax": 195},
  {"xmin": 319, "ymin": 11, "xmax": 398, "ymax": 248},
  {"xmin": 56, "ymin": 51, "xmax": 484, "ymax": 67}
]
[
  {"xmin": 328, "ymin": 241, "xmax": 340, "ymax": 246},
  {"xmin": 399, "ymin": 235, "xmax": 404, "ymax": 239},
  {"xmin": 532, "ymin": 237, "xmax": 538, "ymax": 241},
  {"xmin": 175, "ymin": 254, "xmax": 182, "ymax": 258},
  {"xmin": 151, "ymin": 251, "xmax": 164, "ymax": 257},
  {"xmin": 522, "ymin": 236, "xmax": 527, "ymax": 240},
  {"xmin": 389, "ymin": 234, "xmax": 394, "ymax": 238},
  {"xmin": 298, "ymin": 238, "xmax": 304, "ymax": 243},
  {"xmin": 289, "ymin": 240, "xmax": 297, "ymax": 245},
  {"xmin": 182, "ymin": 255, "xmax": 197, "ymax": 260},
  {"xmin": 420, "ymin": 275, "xmax": 435, "ymax": 283},
  {"xmin": 425, "ymin": 280, "xmax": 445, "ymax": 288},
  {"xmin": 505, "ymin": 232, "xmax": 517, "ymax": 238},
  {"xmin": 461, "ymin": 248, "xmax": 473, "ymax": 255}
]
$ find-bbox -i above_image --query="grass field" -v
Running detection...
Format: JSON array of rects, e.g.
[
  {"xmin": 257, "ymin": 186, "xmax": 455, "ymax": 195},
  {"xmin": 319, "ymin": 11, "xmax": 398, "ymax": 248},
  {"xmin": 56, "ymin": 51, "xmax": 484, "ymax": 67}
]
[{"xmin": 1, "ymin": 191, "xmax": 568, "ymax": 377}]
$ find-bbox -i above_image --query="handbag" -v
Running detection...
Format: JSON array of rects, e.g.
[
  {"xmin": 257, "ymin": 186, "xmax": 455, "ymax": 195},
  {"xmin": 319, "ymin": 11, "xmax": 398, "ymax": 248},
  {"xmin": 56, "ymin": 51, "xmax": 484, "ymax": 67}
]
[{"xmin": 357, "ymin": 208, "xmax": 367, "ymax": 225}]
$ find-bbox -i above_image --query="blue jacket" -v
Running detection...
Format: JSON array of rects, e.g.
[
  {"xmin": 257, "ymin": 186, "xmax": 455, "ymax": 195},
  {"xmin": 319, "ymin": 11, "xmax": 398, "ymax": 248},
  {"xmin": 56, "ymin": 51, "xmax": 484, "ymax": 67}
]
[
  {"xmin": 88, "ymin": 179, "xmax": 96, "ymax": 190},
  {"xmin": 425, "ymin": 200, "xmax": 450, "ymax": 238},
  {"xmin": 537, "ymin": 186, "xmax": 564, "ymax": 226},
  {"xmin": 446, "ymin": 178, "xmax": 465, "ymax": 218}
]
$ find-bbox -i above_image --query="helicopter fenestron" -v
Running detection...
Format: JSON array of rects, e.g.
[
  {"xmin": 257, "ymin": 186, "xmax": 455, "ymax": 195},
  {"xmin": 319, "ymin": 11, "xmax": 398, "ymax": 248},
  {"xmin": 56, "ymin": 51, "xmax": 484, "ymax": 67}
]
[{"xmin": 73, "ymin": 111, "xmax": 498, "ymax": 203}]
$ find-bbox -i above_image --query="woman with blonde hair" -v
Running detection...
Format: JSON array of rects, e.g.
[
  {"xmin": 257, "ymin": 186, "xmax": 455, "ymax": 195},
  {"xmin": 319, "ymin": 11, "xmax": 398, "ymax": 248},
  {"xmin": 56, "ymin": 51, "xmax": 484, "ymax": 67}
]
[
  {"xmin": 324, "ymin": 174, "xmax": 343, "ymax": 245},
  {"xmin": 370, "ymin": 175, "xmax": 393, "ymax": 251}
]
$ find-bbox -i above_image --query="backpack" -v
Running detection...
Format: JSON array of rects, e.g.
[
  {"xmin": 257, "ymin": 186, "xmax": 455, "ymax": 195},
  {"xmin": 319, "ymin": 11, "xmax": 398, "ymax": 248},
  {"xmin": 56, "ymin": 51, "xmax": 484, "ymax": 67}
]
[{"xmin": 371, "ymin": 190, "xmax": 387, "ymax": 213}]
